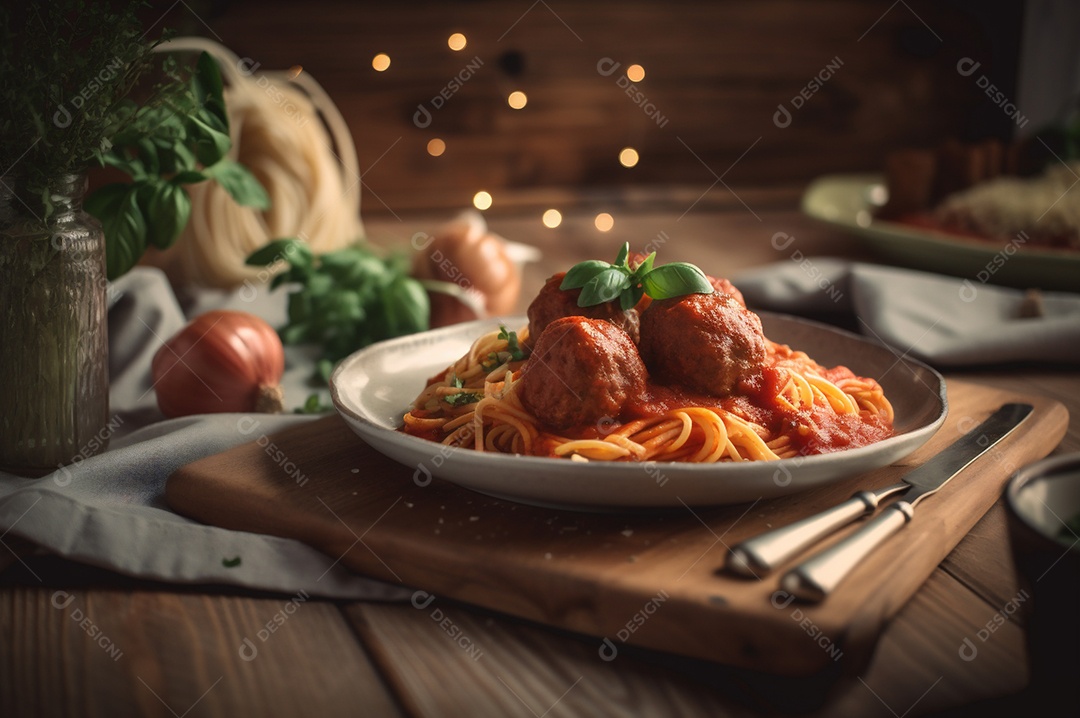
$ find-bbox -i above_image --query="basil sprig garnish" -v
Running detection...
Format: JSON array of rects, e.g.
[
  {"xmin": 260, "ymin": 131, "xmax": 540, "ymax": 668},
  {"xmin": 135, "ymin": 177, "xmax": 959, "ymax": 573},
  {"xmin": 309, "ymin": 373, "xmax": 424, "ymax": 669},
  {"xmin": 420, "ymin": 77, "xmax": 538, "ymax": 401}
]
[{"xmin": 560, "ymin": 242, "xmax": 714, "ymax": 309}]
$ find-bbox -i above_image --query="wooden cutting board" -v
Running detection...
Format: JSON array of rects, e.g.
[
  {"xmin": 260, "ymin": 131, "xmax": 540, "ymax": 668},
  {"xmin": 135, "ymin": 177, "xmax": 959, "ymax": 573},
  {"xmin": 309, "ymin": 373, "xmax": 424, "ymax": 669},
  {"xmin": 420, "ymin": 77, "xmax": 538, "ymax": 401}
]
[{"xmin": 165, "ymin": 380, "xmax": 1067, "ymax": 676}]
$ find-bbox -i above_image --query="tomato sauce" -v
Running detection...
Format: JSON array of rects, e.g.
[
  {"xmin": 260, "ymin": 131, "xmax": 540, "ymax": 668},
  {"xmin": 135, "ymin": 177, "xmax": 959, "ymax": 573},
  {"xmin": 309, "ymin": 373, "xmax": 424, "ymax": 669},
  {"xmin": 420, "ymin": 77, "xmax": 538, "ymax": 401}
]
[{"xmin": 619, "ymin": 363, "xmax": 890, "ymax": 457}]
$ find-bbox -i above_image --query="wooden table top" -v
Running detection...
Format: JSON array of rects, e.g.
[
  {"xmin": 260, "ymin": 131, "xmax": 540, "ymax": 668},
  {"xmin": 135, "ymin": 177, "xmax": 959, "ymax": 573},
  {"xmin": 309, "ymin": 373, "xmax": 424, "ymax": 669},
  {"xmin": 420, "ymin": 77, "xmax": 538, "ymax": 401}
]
[{"xmin": 3, "ymin": 187, "xmax": 1077, "ymax": 717}]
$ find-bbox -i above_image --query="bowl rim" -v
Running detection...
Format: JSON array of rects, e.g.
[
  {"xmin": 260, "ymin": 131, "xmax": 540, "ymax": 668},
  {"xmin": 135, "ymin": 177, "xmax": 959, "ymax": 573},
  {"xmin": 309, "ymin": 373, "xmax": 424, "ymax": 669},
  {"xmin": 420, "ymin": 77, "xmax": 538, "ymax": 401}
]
[{"xmin": 1005, "ymin": 453, "xmax": 1080, "ymax": 550}]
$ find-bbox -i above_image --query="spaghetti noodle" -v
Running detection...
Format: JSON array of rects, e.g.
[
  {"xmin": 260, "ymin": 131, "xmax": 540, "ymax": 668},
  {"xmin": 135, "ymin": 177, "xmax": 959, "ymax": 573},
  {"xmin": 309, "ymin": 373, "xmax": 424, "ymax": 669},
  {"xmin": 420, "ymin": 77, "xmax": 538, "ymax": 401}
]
[{"xmin": 402, "ymin": 324, "xmax": 894, "ymax": 464}]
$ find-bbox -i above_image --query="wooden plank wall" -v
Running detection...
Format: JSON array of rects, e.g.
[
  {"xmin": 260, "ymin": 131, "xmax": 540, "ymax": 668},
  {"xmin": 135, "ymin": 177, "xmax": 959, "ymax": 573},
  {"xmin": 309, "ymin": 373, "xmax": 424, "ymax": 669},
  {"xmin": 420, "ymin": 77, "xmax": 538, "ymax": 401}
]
[{"xmin": 163, "ymin": 0, "xmax": 1022, "ymax": 212}]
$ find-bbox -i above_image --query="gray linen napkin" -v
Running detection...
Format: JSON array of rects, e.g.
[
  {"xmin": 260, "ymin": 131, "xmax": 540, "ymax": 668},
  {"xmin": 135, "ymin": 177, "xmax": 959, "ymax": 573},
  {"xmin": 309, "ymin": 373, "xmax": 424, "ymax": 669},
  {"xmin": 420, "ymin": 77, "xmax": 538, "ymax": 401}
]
[
  {"xmin": 733, "ymin": 259, "xmax": 1080, "ymax": 366},
  {"xmin": 0, "ymin": 268, "xmax": 409, "ymax": 600}
]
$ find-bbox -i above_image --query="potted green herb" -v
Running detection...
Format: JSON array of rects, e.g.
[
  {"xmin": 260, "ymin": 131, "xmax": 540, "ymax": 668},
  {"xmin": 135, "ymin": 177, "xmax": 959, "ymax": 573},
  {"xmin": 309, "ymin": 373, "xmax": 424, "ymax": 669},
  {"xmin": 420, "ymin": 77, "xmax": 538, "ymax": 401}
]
[{"xmin": 0, "ymin": 1, "xmax": 266, "ymax": 475}]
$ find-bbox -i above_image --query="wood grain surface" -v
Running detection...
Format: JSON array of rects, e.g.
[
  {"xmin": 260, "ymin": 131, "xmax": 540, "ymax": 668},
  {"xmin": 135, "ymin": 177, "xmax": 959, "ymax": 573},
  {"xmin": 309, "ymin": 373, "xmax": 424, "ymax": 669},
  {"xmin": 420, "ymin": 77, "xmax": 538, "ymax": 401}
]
[
  {"xmin": 165, "ymin": 380, "xmax": 1067, "ymax": 676},
  {"xmin": 186, "ymin": 0, "xmax": 1020, "ymax": 212},
  {"xmin": 0, "ymin": 586, "xmax": 403, "ymax": 718}
]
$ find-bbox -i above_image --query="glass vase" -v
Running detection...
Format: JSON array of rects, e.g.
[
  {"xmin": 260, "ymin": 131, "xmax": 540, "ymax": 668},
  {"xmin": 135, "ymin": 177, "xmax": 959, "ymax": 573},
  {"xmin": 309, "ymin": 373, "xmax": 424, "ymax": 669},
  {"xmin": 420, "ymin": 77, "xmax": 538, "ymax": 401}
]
[{"xmin": 0, "ymin": 173, "xmax": 110, "ymax": 476}]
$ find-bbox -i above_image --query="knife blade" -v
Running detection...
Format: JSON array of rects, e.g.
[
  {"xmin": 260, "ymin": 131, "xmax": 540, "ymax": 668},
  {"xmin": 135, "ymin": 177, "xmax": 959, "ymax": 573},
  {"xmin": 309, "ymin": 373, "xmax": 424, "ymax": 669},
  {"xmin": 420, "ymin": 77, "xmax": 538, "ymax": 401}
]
[
  {"xmin": 727, "ymin": 403, "xmax": 1033, "ymax": 578},
  {"xmin": 779, "ymin": 402, "xmax": 1033, "ymax": 602}
]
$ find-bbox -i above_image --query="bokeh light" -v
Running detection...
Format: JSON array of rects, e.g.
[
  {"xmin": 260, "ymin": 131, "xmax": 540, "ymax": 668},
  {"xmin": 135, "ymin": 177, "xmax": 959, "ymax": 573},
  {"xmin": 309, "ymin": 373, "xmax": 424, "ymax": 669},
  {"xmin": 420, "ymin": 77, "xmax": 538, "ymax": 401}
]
[
  {"xmin": 619, "ymin": 147, "xmax": 639, "ymax": 168},
  {"xmin": 627, "ymin": 64, "xmax": 645, "ymax": 82},
  {"xmin": 473, "ymin": 191, "xmax": 493, "ymax": 211},
  {"xmin": 371, "ymin": 53, "xmax": 391, "ymax": 72},
  {"xmin": 448, "ymin": 33, "xmax": 467, "ymax": 51},
  {"xmin": 427, "ymin": 138, "xmax": 446, "ymax": 157},
  {"xmin": 507, "ymin": 91, "xmax": 528, "ymax": 109},
  {"xmin": 594, "ymin": 213, "xmax": 614, "ymax": 232},
  {"xmin": 542, "ymin": 209, "xmax": 562, "ymax": 228}
]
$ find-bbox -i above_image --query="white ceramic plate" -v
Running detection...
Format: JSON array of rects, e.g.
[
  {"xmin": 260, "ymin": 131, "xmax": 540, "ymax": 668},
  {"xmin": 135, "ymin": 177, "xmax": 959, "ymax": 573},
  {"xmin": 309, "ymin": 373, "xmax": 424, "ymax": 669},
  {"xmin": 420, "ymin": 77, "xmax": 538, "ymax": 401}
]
[
  {"xmin": 801, "ymin": 173, "xmax": 1080, "ymax": 292},
  {"xmin": 331, "ymin": 314, "xmax": 947, "ymax": 509}
]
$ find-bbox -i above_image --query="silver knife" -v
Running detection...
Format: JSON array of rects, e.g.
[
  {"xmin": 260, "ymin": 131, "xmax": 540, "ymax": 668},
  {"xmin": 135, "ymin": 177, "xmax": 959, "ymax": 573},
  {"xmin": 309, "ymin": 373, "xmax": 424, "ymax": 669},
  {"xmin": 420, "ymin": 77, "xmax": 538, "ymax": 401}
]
[
  {"xmin": 726, "ymin": 403, "xmax": 1033, "ymax": 591},
  {"xmin": 780, "ymin": 402, "xmax": 1033, "ymax": 602}
]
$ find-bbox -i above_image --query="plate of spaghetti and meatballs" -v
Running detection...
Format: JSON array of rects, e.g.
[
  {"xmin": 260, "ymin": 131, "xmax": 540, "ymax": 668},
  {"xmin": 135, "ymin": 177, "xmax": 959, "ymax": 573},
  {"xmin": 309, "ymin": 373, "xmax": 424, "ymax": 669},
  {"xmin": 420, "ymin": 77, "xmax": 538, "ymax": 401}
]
[{"xmin": 331, "ymin": 246, "xmax": 946, "ymax": 508}]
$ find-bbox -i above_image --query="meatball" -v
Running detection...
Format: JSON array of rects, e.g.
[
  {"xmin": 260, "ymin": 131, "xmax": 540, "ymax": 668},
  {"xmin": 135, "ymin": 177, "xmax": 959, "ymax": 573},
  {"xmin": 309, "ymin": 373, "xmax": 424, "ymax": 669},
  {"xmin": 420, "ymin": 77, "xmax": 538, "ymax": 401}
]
[
  {"xmin": 707, "ymin": 275, "xmax": 747, "ymax": 308},
  {"xmin": 519, "ymin": 317, "xmax": 647, "ymax": 430},
  {"xmin": 526, "ymin": 272, "xmax": 640, "ymax": 345},
  {"xmin": 639, "ymin": 293, "xmax": 766, "ymax": 396}
]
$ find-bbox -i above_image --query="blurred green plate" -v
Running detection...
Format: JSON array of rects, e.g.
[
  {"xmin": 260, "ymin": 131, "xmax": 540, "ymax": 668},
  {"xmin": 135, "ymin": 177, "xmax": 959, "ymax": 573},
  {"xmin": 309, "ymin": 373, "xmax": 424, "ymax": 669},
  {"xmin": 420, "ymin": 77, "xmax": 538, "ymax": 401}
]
[{"xmin": 801, "ymin": 173, "xmax": 1080, "ymax": 291}]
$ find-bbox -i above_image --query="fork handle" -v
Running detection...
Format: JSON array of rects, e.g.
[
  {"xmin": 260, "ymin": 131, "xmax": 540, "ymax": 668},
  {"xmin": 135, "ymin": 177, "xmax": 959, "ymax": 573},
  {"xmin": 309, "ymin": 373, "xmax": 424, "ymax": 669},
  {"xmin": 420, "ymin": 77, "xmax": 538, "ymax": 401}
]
[
  {"xmin": 726, "ymin": 490, "xmax": 884, "ymax": 577},
  {"xmin": 780, "ymin": 501, "xmax": 915, "ymax": 602}
]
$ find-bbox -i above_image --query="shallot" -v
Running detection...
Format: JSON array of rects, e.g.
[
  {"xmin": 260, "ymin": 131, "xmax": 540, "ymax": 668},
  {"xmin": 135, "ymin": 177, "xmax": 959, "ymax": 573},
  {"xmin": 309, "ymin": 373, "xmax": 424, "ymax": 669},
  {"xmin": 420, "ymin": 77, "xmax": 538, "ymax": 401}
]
[{"xmin": 152, "ymin": 310, "xmax": 285, "ymax": 417}]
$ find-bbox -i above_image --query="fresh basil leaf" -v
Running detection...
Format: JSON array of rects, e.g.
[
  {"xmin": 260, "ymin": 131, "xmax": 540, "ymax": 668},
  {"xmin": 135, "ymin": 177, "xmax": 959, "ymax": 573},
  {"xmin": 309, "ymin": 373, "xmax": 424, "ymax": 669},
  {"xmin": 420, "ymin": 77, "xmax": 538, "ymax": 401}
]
[
  {"xmin": 633, "ymin": 251, "xmax": 656, "ymax": 276},
  {"xmin": 332, "ymin": 290, "xmax": 364, "ymax": 321},
  {"xmin": 286, "ymin": 289, "xmax": 312, "ymax": 323},
  {"xmin": 204, "ymin": 160, "xmax": 270, "ymax": 209},
  {"xmin": 171, "ymin": 170, "xmax": 206, "ymax": 185},
  {"xmin": 86, "ymin": 184, "xmax": 148, "ymax": 281},
  {"xmin": 613, "ymin": 242, "xmax": 629, "ymax": 268},
  {"xmin": 245, "ymin": 237, "xmax": 313, "ymax": 272},
  {"xmin": 245, "ymin": 237, "xmax": 295, "ymax": 265},
  {"xmin": 189, "ymin": 115, "xmax": 231, "ymax": 166},
  {"xmin": 143, "ymin": 181, "xmax": 191, "ymax": 249},
  {"xmin": 137, "ymin": 138, "xmax": 160, "ymax": 177},
  {"xmin": 171, "ymin": 141, "xmax": 198, "ymax": 173},
  {"xmin": 620, "ymin": 284, "xmax": 644, "ymax": 311},
  {"xmin": 560, "ymin": 260, "xmax": 610, "ymax": 290},
  {"xmin": 193, "ymin": 52, "xmax": 228, "ymax": 128},
  {"xmin": 579, "ymin": 267, "xmax": 631, "ymax": 307},
  {"xmin": 103, "ymin": 151, "xmax": 144, "ymax": 178},
  {"xmin": 384, "ymin": 275, "xmax": 429, "ymax": 335},
  {"xmin": 196, "ymin": 105, "xmax": 229, "ymax": 135},
  {"xmin": 318, "ymin": 248, "xmax": 363, "ymax": 270},
  {"xmin": 155, "ymin": 146, "xmax": 181, "ymax": 175},
  {"xmin": 344, "ymin": 257, "xmax": 387, "ymax": 285},
  {"xmin": 319, "ymin": 249, "xmax": 385, "ymax": 284},
  {"xmin": 269, "ymin": 272, "xmax": 294, "ymax": 291},
  {"xmin": 281, "ymin": 323, "xmax": 310, "ymax": 345},
  {"xmin": 283, "ymin": 240, "xmax": 315, "ymax": 270},
  {"xmin": 133, "ymin": 181, "xmax": 156, "ymax": 213},
  {"xmin": 640, "ymin": 262, "xmax": 714, "ymax": 300},
  {"xmin": 306, "ymin": 273, "xmax": 334, "ymax": 299},
  {"xmin": 317, "ymin": 359, "xmax": 335, "ymax": 383}
]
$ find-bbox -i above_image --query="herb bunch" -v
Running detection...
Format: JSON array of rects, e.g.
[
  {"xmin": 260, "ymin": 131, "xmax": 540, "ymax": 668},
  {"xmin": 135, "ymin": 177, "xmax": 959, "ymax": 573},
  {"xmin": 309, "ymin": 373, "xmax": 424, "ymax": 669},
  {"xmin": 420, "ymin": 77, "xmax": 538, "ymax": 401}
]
[
  {"xmin": 246, "ymin": 239, "xmax": 430, "ymax": 382},
  {"xmin": 560, "ymin": 242, "xmax": 714, "ymax": 309},
  {"xmin": 0, "ymin": 1, "xmax": 162, "ymax": 210}
]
